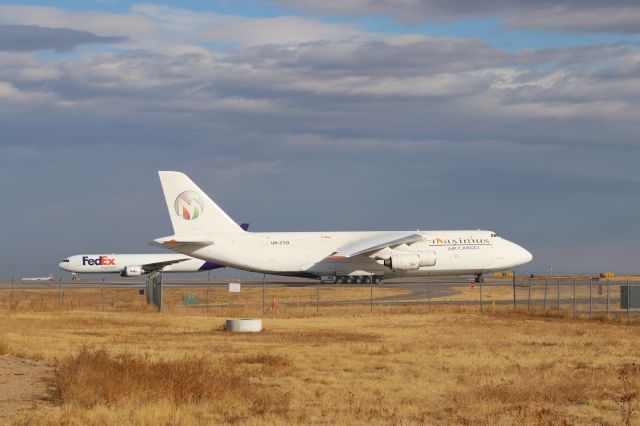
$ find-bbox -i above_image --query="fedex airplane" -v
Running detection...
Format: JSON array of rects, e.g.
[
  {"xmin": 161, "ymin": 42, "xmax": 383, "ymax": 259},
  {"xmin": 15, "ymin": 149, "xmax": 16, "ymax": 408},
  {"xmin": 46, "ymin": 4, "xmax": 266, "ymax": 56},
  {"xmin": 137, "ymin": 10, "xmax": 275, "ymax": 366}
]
[
  {"xmin": 59, "ymin": 225, "xmax": 248, "ymax": 277},
  {"xmin": 154, "ymin": 172, "xmax": 533, "ymax": 284},
  {"xmin": 22, "ymin": 274, "xmax": 55, "ymax": 281}
]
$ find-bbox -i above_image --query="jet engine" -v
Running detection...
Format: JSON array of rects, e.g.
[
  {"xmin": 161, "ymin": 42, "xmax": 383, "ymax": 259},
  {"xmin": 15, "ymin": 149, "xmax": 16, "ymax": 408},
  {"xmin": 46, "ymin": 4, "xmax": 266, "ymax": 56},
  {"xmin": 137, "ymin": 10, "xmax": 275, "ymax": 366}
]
[
  {"xmin": 383, "ymin": 251, "xmax": 436, "ymax": 270},
  {"xmin": 121, "ymin": 266, "xmax": 143, "ymax": 277}
]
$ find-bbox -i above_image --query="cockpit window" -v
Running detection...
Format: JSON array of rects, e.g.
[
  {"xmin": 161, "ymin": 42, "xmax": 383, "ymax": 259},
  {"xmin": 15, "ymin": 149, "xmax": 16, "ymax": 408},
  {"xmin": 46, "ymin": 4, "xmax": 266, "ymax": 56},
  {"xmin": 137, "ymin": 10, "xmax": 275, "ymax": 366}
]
[
  {"xmin": 490, "ymin": 233, "xmax": 499, "ymax": 237},
  {"xmin": 61, "ymin": 259, "xmax": 69, "ymax": 262}
]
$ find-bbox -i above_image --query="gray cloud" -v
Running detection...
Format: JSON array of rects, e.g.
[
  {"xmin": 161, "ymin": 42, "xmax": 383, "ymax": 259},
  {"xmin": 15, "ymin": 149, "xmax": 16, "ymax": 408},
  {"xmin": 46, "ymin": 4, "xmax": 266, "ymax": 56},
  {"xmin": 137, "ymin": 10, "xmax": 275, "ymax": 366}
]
[
  {"xmin": 278, "ymin": 0, "xmax": 640, "ymax": 33},
  {"xmin": 0, "ymin": 24, "xmax": 127, "ymax": 52},
  {"xmin": 1, "ymin": 34, "xmax": 639, "ymax": 276}
]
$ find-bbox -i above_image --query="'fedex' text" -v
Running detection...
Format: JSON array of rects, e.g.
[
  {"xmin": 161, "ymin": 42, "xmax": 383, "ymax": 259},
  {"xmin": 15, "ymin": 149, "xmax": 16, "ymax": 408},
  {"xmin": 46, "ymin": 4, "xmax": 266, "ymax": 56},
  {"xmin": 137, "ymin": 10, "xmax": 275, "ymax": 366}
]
[{"xmin": 82, "ymin": 256, "xmax": 116, "ymax": 266}]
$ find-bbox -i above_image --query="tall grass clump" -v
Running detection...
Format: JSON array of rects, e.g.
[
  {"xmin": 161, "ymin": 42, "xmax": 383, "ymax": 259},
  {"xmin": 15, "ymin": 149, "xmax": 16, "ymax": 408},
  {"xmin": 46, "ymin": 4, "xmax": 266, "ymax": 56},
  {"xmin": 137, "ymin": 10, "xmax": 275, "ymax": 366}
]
[
  {"xmin": 618, "ymin": 363, "xmax": 640, "ymax": 426},
  {"xmin": 52, "ymin": 346, "xmax": 290, "ymax": 417},
  {"xmin": 0, "ymin": 338, "xmax": 9, "ymax": 355}
]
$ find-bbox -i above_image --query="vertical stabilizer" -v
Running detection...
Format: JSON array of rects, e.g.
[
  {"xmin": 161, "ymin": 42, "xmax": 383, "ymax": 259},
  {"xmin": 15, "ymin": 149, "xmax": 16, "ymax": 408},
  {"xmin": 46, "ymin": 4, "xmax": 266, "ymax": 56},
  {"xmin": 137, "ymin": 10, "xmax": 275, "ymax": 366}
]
[{"xmin": 158, "ymin": 171, "xmax": 244, "ymax": 234}]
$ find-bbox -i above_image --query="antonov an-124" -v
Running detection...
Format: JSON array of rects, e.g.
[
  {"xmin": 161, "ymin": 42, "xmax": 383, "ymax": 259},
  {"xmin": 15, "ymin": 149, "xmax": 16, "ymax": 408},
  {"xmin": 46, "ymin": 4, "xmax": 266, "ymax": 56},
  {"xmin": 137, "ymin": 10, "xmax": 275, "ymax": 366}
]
[{"xmin": 154, "ymin": 172, "xmax": 532, "ymax": 284}]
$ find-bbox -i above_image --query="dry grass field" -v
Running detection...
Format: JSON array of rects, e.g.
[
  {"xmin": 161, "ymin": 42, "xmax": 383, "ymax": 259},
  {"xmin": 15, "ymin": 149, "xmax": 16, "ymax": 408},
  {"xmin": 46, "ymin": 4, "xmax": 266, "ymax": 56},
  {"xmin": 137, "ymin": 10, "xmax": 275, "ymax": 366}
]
[{"xmin": 1, "ymin": 301, "xmax": 640, "ymax": 425}]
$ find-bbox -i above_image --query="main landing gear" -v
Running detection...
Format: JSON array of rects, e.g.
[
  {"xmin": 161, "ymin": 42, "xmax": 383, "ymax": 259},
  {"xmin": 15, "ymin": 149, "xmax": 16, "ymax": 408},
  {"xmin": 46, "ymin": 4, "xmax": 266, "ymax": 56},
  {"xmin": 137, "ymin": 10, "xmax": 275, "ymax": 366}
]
[{"xmin": 333, "ymin": 275, "xmax": 383, "ymax": 285}]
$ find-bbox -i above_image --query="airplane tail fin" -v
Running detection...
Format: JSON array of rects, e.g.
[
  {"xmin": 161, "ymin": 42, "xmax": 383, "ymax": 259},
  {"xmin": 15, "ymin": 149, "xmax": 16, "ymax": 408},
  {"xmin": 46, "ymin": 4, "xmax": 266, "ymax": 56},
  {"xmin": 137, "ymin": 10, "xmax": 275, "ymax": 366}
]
[{"xmin": 158, "ymin": 171, "xmax": 245, "ymax": 235}]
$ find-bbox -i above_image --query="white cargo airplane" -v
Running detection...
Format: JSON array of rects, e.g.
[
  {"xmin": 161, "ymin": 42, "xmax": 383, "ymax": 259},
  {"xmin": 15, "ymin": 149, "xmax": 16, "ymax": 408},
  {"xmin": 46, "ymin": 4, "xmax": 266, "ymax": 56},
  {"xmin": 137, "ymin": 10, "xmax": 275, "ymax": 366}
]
[
  {"xmin": 22, "ymin": 274, "xmax": 55, "ymax": 281},
  {"xmin": 59, "ymin": 224, "xmax": 248, "ymax": 277},
  {"xmin": 154, "ymin": 171, "xmax": 533, "ymax": 284},
  {"xmin": 58, "ymin": 254, "xmax": 225, "ymax": 277}
]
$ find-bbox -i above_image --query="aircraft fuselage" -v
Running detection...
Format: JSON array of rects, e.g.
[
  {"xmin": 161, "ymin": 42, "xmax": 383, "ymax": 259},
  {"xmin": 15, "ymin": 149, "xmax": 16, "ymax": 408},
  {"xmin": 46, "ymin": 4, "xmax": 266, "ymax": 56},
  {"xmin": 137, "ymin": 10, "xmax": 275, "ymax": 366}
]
[{"xmin": 164, "ymin": 230, "xmax": 531, "ymax": 279}]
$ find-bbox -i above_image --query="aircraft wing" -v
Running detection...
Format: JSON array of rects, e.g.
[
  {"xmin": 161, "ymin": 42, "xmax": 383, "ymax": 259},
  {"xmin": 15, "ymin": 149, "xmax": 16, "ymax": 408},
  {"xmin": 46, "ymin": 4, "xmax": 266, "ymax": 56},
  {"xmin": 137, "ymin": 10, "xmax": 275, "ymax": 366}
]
[
  {"xmin": 328, "ymin": 232, "xmax": 424, "ymax": 258},
  {"xmin": 141, "ymin": 258, "xmax": 191, "ymax": 273}
]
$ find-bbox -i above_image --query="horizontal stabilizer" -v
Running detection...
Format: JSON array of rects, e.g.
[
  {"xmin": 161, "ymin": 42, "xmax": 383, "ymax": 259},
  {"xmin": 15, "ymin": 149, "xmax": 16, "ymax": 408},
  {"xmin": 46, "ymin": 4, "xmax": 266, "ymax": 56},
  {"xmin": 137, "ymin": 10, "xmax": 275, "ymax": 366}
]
[{"xmin": 154, "ymin": 235, "xmax": 214, "ymax": 247}]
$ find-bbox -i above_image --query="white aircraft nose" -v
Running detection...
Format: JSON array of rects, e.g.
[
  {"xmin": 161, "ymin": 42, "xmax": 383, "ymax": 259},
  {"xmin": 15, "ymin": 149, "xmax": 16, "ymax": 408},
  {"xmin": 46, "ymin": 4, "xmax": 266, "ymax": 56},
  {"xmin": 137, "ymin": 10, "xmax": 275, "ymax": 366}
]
[
  {"xmin": 516, "ymin": 245, "xmax": 533, "ymax": 265},
  {"xmin": 508, "ymin": 242, "xmax": 533, "ymax": 267},
  {"xmin": 497, "ymin": 240, "xmax": 533, "ymax": 269}
]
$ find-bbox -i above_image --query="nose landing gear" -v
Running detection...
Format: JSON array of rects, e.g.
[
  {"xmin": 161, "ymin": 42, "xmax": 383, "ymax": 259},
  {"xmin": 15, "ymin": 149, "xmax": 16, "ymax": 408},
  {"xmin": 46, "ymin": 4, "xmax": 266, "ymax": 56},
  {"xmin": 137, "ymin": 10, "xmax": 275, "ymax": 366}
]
[{"xmin": 475, "ymin": 274, "xmax": 484, "ymax": 283}]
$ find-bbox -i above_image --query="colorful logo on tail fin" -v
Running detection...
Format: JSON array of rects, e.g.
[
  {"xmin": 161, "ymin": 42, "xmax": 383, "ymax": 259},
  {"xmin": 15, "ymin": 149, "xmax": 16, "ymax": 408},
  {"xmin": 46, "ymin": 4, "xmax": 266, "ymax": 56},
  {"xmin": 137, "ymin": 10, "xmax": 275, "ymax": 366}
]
[{"xmin": 174, "ymin": 191, "xmax": 204, "ymax": 220}]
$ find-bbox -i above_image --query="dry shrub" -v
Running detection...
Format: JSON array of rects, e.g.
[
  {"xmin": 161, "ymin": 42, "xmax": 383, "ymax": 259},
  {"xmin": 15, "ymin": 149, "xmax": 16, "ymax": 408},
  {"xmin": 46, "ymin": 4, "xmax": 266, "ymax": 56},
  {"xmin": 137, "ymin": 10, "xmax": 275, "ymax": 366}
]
[
  {"xmin": 52, "ymin": 346, "xmax": 290, "ymax": 418},
  {"xmin": 350, "ymin": 343, "xmax": 391, "ymax": 356},
  {"xmin": 269, "ymin": 329, "xmax": 379, "ymax": 344},
  {"xmin": 0, "ymin": 338, "xmax": 9, "ymax": 355},
  {"xmin": 474, "ymin": 365, "xmax": 608, "ymax": 407},
  {"xmin": 434, "ymin": 398, "xmax": 568, "ymax": 425},
  {"xmin": 219, "ymin": 329, "xmax": 379, "ymax": 344},
  {"xmin": 485, "ymin": 307, "xmax": 640, "ymax": 325},
  {"xmin": 618, "ymin": 363, "xmax": 640, "ymax": 426},
  {"xmin": 236, "ymin": 352, "xmax": 292, "ymax": 375}
]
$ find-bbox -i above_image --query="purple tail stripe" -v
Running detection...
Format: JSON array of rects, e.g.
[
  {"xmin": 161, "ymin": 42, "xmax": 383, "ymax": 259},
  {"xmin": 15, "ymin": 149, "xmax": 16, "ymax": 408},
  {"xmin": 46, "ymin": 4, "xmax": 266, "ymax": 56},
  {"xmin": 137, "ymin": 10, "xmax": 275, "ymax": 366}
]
[
  {"xmin": 199, "ymin": 261, "xmax": 223, "ymax": 271},
  {"xmin": 199, "ymin": 223, "xmax": 248, "ymax": 271}
]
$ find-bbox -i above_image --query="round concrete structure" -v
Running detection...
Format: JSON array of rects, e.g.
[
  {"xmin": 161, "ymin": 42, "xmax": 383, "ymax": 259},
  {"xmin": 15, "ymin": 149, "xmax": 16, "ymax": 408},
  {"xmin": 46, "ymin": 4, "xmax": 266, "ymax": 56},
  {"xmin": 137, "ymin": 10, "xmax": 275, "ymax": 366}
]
[{"xmin": 225, "ymin": 318, "xmax": 263, "ymax": 333}]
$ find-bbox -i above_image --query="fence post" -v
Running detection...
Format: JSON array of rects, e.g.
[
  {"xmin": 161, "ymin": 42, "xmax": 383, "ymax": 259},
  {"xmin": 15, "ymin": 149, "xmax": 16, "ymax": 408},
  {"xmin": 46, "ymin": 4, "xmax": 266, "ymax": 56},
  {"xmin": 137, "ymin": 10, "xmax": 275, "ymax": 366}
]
[
  {"xmin": 479, "ymin": 279, "xmax": 483, "ymax": 313},
  {"xmin": 427, "ymin": 277, "xmax": 431, "ymax": 312},
  {"xmin": 543, "ymin": 278, "xmax": 548, "ymax": 310},
  {"xmin": 589, "ymin": 278, "xmax": 593, "ymax": 319},
  {"xmin": 158, "ymin": 271, "xmax": 164, "ymax": 312},
  {"xmin": 606, "ymin": 280, "xmax": 610, "ymax": 316},
  {"xmin": 370, "ymin": 274, "xmax": 373, "ymax": 313},
  {"xmin": 206, "ymin": 271, "xmax": 210, "ymax": 314},
  {"xmin": 101, "ymin": 277, "xmax": 105, "ymax": 312},
  {"xmin": 557, "ymin": 278, "xmax": 560, "ymax": 311},
  {"xmin": 206, "ymin": 285, "xmax": 210, "ymax": 314},
  {"xmin": 512, "ymin": 273, "xmax": 516, "ymax": 310},
  {"xmin": 572, "ymin": 279, "xmax": 576, "ymax": 318},
  {"xmin": 627, "ymin": 280, "xmax": 630, "ymax": 321},
  {"xmin": 262, "ymin": 273, "xmax": 265, "ymax": 314},
  {"xmin": 316, "ymin": 277, "xmax": 320, "ymax": 314},
  {"xmin": 58, "ymin": 277, "xmax": 62, "ymax": 307},
  {"xmin": 527, "ymin": 278, "xmax": 531, "ymax": 311},
  {"xmin": 10, "ymin": 277, "xmax": 14, "ymax": 306}
]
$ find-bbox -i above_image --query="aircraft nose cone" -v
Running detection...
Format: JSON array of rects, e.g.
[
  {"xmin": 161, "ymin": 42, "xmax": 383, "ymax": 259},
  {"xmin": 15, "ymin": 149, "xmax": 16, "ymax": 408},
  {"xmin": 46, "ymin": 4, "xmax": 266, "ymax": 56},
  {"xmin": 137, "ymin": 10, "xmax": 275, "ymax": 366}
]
[
  {"xmin": 513, "ymin": 244, "xmax": 533, "ymax": 266},
  {"xmin": 497, "ymin": 240, "xmax": 533, "ymax": 269}
]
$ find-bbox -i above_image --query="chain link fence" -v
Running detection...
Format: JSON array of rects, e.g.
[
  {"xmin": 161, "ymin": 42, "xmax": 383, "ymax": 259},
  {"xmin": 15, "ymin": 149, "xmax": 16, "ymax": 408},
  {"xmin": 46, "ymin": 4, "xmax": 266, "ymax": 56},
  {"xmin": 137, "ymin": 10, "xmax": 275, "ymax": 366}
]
[{"xmin": 1, "ymin": 276, "xmax": 639, "ymax": 319}]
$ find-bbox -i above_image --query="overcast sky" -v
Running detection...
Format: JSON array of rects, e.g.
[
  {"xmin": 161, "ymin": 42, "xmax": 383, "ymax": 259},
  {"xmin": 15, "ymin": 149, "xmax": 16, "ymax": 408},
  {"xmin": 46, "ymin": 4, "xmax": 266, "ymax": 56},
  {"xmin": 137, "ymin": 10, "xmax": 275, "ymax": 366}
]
[{"xmin": 1, "ymin": 1, "xmax": 639, "ymax": 277}]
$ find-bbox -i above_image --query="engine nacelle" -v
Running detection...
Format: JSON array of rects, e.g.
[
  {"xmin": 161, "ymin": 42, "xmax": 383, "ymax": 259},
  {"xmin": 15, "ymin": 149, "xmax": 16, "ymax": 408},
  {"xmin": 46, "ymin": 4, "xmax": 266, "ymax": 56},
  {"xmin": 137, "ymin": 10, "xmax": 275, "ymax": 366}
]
[
  {"xmin": 383, "ymin": 251, "xmax": 436, "ymax": 270},
  {"xmin": 415, "ymin": 250, "xmax": 436, "ymax": 267},
  {"xmin": 121, "ymin": 265, "xmax": 142, "ymax": 277}
]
